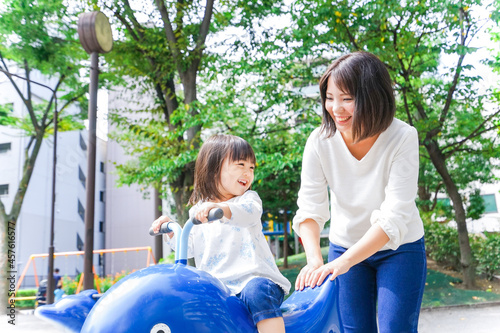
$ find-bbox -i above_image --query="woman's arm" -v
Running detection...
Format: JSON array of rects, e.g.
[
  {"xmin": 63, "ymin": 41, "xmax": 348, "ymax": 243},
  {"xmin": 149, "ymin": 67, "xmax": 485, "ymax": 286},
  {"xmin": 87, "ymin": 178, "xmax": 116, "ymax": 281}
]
[
  {"xmin": 307, "ymin": 223, "xmax": 389, "ymax": 288},
  {"xmin": 295, "ymin": 219, "xmax": 325, "ymax": 290}
]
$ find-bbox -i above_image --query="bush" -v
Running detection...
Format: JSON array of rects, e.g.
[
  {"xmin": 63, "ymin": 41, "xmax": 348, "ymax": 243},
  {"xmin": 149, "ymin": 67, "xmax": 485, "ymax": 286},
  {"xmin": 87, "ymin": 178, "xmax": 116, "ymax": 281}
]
[
  {"xmin": 15, "ymin": 289, "xmax": 37, "ymax": 309},
  {"xmin": 99, "ymin": 271, "xmax": 130, "ymax": 293},
  {"xmin": 423, "ymin": 219, "xmax": 461, "ymax": 270},
  {"xmin": 475, "ymin": 232, "xmax": 500, "ymax": 280},
  {"xmin": 62, "ymin": 271, "xmax": 133, "ymax": 295},
  {"xmin": 62, "ymin": 274, "xmax": 79, "ymax": 295},
  {"xmin": 424, "ymin": 218, "xmax": 500, "ymax": 280},
  {"xmin": 158, "ymin": 252, "xmax": 175, "ymax": 264}
]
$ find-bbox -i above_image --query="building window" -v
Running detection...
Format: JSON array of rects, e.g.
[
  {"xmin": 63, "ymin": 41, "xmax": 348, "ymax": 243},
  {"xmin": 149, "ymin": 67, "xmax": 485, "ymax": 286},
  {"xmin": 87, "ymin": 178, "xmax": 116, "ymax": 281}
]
[
  {"xmin": 437, "ymin": 198, "xmax": 450, "ymax": 206},
  {"xmin": 77, "ymin": 233, "xmax": 83, "ymax": 251},
  {"xmin": 78, "ymin": 166, "xmax": 86, "ymax": 188},
  {"xmin": 0, "ymin": 142, "xmax": 11, "ymax": 153},
  {"xmin": 78, "ymin": 199, "xmax": 85, "ymax": 221},
  {"xmin": 100, "ymin": 191, "xmax": 104, "ymax": 202},
  {"xmin": 0, "ymin": 184, "xmax": 8, "ymax": 195},
  {"xmin": 100, "ymin": 162, "xmax": 105, "ymax": 173},
  {"xmin": 79, "ymin": 133, "xmax": 87, "ymax": 151},
  {"xmin": 99, "ymin": 221, "xmax": 104, "ymax": 232},
  {"xmin": 482, "ymin": 194, "xmax": 498, "ymax": 213}
]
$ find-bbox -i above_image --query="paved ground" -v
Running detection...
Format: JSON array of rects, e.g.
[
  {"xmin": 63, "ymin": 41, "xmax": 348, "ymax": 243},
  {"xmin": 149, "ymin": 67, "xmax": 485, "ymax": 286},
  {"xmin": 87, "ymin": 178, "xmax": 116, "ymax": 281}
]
[
  {"xmin": 1, "ymin": 304, "xmax": 500, "ymax": 332},
  {"xmin": 418, "ymin": 303, "xmax": 500, "ymax": 333},
  {"xmin": 1, "ymin": 310, "xmax": 65, "ymax": 333}
]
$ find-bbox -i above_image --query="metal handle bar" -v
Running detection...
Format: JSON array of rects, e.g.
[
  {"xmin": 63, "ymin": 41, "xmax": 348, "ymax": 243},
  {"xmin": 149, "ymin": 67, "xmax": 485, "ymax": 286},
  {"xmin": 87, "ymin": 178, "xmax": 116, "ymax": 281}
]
[{"xmin": 149, "ymin": 208, "xmax": 224, "ymax": 264}]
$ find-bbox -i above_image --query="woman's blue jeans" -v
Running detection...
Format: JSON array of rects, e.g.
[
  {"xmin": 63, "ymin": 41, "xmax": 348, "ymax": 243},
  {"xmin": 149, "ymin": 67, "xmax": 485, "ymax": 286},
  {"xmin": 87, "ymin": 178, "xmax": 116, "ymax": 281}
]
[{"xmin": 329, "ymin": 237, "xmax": 427, "ymax": 333}]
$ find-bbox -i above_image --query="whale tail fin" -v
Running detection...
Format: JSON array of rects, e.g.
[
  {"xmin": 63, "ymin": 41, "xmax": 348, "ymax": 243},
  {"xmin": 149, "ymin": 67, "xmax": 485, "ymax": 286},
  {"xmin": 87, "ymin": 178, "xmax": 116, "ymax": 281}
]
[
  {"xmin": 282, "ymin": 277, "xmax": 343, "ymax": 333},
  {"xmin": 35, "ymin": 289, "xmax": 99, "ymax": 333}
]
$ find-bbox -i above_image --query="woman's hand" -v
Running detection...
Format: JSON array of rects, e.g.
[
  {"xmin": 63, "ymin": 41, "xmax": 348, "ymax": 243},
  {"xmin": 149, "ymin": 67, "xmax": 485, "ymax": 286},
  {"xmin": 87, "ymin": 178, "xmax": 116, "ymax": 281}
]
[
  {"xmin": 295, "ymin": 257, "xmax": 324, "ymax": 291},
  {"xmin": 307, "ymin": 257, "xmax": 351, "ymax": 288}
]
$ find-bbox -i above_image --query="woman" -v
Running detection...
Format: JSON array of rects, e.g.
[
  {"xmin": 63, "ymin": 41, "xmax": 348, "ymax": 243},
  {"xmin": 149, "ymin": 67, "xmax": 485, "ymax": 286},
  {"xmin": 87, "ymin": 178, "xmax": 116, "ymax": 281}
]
[{"xmin": 293, "ymin": 51, "xmax": 426, "ymax": 332}]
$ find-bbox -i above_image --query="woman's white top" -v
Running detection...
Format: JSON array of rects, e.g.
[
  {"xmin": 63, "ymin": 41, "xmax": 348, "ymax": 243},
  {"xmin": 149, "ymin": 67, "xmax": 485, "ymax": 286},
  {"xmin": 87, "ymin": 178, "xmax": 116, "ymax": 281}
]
[
  {"xmin": 167, "ymin": 190, "xmax": 291, "ymax": 295},
  {"xmin": 293, "ymin": 118, "xmax": 424, "ymax": 251}
]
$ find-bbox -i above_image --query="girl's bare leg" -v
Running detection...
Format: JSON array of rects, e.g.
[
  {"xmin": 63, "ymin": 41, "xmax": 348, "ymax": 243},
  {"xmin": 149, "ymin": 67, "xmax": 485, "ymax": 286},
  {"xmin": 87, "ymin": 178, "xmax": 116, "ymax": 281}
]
[{"xmin": 256, "ymin": 317, "xmax": 285, "ymax": 333}]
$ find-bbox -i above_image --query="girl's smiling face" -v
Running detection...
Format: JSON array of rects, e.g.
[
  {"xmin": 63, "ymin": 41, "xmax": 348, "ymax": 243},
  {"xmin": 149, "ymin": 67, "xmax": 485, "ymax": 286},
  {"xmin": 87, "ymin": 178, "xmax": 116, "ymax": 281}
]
[
  {"xmin": 218, "ymin": 158, "xmax": 255, "ymax": 201},
  {"xmin": 325, "ymin": 76, "xmax": 356, "ymax": 140}
]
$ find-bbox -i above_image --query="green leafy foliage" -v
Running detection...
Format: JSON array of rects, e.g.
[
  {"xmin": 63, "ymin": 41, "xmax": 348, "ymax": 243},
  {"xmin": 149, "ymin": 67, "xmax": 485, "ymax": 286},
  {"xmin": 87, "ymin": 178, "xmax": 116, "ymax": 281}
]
[
  {"xmin": 476, "ymin": 232, "xmax": 500, "ymax": 280},
  {"xmin": 424, "ymin": 218, "xmax": 500, "ymax": 280},
  {"xmin": 90, "ymin": 0, "xmax": 499, "ymax": 280},
  {"xmin": 14, "ymin": 289, "xmax": 37, "ymax": 309},
  {"xmin": 98, "ymin": 0, "xmax": 319, "ymax": 222},
  {"xmin": 424, "ymin": 218, "xmax": 462, "ymax": 269}
]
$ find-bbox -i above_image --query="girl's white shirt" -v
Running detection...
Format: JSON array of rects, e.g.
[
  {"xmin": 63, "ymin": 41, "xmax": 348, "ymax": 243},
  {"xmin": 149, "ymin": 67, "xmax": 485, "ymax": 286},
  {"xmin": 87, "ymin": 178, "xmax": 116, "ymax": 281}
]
[
  {"xmin": 293, "ymin": 118, "xmax": 424, "ymax": 251},
  {"xmin": 166, "ymin": 190, "xmax": 291, "ymax": 295}
]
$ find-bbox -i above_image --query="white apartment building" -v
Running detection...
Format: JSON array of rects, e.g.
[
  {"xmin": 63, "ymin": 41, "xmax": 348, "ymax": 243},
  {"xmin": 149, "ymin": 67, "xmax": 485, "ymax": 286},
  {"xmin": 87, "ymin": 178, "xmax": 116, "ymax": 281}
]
[
  {"xmin": 103, "ymin": 87, "xmax": 159, "ymax": 276},
  {"xmin": 0, "ymin": 69, "xmax": 106, "ymax": 287}
]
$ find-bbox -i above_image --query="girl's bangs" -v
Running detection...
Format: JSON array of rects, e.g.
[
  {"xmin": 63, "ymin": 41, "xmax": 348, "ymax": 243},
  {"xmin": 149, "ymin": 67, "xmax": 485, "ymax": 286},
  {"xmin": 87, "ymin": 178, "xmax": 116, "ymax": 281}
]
[{"xmin": 228, "ymin": 140, "xmax": 256, "ymax": 164}]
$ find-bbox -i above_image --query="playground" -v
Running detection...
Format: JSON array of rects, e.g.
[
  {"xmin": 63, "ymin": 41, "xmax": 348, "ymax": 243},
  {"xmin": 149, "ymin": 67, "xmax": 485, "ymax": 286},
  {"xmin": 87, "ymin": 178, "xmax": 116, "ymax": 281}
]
[
  {"xmin": 7, "ymin": 306, "xmax": 500, "ymax": 333},
  {"xmin": 11, "ymin": 228, "xmax": 500, "ymax": 311},
  {"xmin": 10, "ymin": 247, "xmax": 156, "ymax": 307},
  {"xmin": 4, "ymin": 260, "xmax": 500, "ymax": 333}
]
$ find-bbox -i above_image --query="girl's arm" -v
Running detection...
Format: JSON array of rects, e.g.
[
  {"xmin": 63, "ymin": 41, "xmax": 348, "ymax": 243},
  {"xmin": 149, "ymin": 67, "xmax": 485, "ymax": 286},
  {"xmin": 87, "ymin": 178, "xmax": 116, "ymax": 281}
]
[
  {"xmin": 194, "ymin": 202, "xmax": 232, "ymax": 222},
  {"xmin": 194, "ymin": 191, "xmax": 262, "ymax": 228},
  {"xmin": 306, "ymin": 223, "xmax": 389, "ymax": 288}
]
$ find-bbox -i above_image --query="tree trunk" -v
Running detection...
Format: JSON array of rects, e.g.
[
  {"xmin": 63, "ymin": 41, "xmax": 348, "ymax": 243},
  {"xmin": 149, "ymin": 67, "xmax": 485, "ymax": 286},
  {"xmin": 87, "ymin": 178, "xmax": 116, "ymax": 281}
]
[
  {"xmin": 282, "ymin": 208, "xmax": 289, "ymax": 269},
  {"xmin": 425, "ymin": 140, "xmax": 476, "ymax": 288},
  {"xmin": 167, "ymin": 68, "xmax": 201, "ymax": 224},
  {"xmin": 0, "ymin": 133, "xmax": 43, "ymax": 315},
  {"xmin": 154, "ymin": 188, "xmax": 163, "ymax": 263},
  {"xmin": 171, "ymin": 163, "xmax": 194, "ymax": 224},
  {"xmin": 0, "ymin": 209, "xmax": 8, "ymax": 316}
]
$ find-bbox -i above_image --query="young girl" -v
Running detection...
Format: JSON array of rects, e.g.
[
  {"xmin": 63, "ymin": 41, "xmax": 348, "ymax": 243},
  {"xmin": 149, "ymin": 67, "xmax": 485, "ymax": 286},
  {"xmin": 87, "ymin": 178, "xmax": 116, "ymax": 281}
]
[
  {"xmin": 293, "ymin": 51, "xmax": 426, "ymax": 332},
  {"xmin": 151, "ymin": 134, "xmax": 291, "ymax": 333}
]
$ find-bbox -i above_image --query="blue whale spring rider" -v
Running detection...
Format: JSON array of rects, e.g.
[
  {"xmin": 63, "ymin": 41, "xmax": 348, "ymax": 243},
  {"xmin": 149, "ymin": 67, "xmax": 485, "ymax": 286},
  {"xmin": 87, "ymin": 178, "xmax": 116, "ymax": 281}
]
[{"xmin": 35, "ymin": 208, "xmax": 343, "ymax": 332}]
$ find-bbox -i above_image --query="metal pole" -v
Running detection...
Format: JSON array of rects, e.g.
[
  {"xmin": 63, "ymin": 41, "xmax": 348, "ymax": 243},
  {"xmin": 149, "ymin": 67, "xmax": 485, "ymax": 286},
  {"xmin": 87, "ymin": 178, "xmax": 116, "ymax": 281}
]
[
  {"xmin": 83, "ymin": 51, "xmax": 98, "ymax": 290},
  {"xmin": 46, "ymin": 95, "xmax": 58, "ymax": 304}
]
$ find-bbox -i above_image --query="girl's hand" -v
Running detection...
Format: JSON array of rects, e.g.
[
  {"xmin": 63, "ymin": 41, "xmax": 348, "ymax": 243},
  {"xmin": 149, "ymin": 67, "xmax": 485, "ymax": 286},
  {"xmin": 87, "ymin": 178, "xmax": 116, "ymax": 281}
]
[
  {"xmin": 151, "ymin": 215, "xmax": 172, "ymax": 234},
  {"xmin": 195, "ymin": 202, "xmax": 227, "ymax": 223},
  {"xmin": 295, "ymin": 257, "xmax": 324, "ymax": 291},
  {"xmin": 307, "ymin": 258, "xmax": 351, "ymax": 288}
]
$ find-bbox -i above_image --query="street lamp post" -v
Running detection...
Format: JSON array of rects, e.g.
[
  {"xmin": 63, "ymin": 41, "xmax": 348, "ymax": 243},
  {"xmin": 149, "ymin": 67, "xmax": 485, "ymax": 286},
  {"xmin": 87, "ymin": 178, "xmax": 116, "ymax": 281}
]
[{"xmin": 77, "ymin": 11, "xmax": 113, "ymax": 291}]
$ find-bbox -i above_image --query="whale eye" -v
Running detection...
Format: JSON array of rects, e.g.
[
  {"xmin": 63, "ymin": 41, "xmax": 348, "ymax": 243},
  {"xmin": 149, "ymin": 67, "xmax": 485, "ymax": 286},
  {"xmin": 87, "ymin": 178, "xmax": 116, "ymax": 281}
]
[{"xmin": 151, "ymin": 323, "xmax": 171, "ymax": 333}]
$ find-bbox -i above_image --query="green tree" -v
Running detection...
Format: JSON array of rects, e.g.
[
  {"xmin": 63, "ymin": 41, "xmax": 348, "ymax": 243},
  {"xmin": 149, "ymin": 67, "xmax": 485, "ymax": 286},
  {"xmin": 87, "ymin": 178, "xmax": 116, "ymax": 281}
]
[
  {"xmin": 287, "ymin": 0, "xmax": 500, "ymax": 287},
  {"xmin": 0, "ymin": 0, "xmax": 88, "ymax": 313},
  {"xmin": 95, "ymin": 0, "xmax": 224, "ymax": 222},
  {"xmin": 96, "ymin": 0, "xmax": 313, "ymax": 224}
]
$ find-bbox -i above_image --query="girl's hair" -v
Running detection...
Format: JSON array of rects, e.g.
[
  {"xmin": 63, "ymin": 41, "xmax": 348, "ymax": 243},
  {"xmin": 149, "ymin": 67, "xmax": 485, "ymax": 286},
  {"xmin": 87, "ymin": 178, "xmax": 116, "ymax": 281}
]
[
  {"xmin": 189, "ymin": 134, "xmax": 256, "ymax": 204},
  {"xmin": 319, "ymin": 51, "xmax": 395, "ymax": 142}
]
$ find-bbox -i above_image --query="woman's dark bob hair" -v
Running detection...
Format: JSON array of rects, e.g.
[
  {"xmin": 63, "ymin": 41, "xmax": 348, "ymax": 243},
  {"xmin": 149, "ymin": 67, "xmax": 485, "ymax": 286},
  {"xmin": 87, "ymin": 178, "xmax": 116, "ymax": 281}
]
[
  {"xmin": 319, "ymin": 51, "xmax": 395, "ymax": 142},
  {"xmin": 189, "ymin": 134, "xmax": 256, "ymax": 204}
]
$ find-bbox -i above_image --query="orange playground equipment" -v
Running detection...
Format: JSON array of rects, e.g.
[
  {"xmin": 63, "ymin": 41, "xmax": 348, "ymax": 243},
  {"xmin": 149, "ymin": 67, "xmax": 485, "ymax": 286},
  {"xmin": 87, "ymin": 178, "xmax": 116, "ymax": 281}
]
[{"xmin": 14, "ymin": 246, "xmax": 156, "ymax": 297}]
